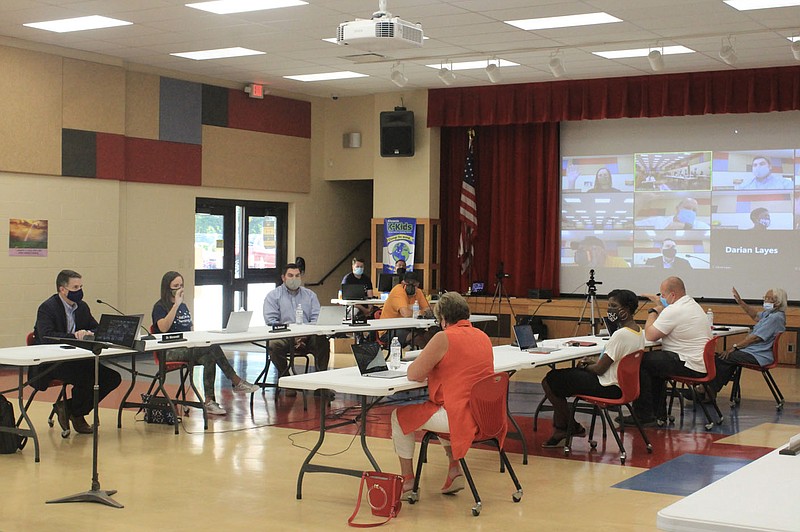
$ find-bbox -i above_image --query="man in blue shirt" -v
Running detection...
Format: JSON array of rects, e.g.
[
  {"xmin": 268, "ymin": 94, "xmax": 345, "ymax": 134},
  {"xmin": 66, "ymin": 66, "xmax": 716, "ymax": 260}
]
[{"xmin": 263, "ymin": 263, "xmax": 330, "ymax": 385}]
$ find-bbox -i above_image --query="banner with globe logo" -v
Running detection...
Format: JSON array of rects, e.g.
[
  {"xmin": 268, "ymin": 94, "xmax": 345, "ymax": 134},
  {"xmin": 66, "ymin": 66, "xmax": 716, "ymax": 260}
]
[{"xmin": 382, "ymin": 217, "xmax": 416, "ymax": 273}]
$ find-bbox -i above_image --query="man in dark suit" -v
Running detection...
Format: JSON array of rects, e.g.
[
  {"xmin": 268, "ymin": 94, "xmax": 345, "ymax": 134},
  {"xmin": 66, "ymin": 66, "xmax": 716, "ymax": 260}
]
[
  {"xmin": 30, "ymin": 270, "xmax": 122, "ymax": 434},
  {"xmin": 644, "ymin": 239, "xmax": 693, "ymax": 272}
]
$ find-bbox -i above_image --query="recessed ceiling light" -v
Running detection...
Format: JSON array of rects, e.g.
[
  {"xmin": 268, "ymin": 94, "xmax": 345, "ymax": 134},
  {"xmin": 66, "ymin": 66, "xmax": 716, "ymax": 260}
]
[
  {"xmin": 593, "ymin": 45, "xmax": 694, "ymax": 59},
  {"xmin": 186, "ymin": 0, "xmax": 308, "ymax": 14},
  {"xmin": 724, "ymin": 0, "xmax": 800, "ymax": 10},
  {"xmin": 322, "ymin": 37, "xmax": 338, "ymax": 44},
  {"xmin": 425, "ymin": 59, "xmax": 518, "ymax": 71},
  {"xmin": 505, "ymin": 12, "xmax": 621, "ymax": 31},
  {"xmin": 284, "ymin": 71, "xmax": 368, "ymax": 82},
  {"xmin": 171, "ymin": 47, "xmax": 265, "ymax": 60},
  {"xmin": 23, "ymin": 15, "xmax": 132, "ymax": 33}
]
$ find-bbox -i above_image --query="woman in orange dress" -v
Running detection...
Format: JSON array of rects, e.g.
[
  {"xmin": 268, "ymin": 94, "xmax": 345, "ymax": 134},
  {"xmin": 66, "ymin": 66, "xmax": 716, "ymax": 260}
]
[{"xmin": 390, "ymin": 292, "xmax": 494, "ymax": 499}]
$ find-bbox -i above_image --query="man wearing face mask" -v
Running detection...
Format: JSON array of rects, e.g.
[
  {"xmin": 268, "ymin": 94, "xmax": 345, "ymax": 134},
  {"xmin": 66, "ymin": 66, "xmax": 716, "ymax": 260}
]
[
  {"xmin": 748, "ymin": 207, "xmax": 771, "ymax": 231},
  {"xmin": 380, "ymin": 272, "xmax": 433, "ymax": 347},
  {"xmin": 699, "ymin": 287, "xmax": 787, "ymax": 402},
  {"xmin": 394, "ymin": 259, "xmax": 407, "ymax": 276},
  {"xmin": 30, "ymin": 270, "xmax": 122, "ymax": 435},
  {"xmin": 644, "ymin": 239, "xmax": 692, "ymax": 270},
  {"xmin": 623, "ymin": 276, "xmax": 711, "ymax": 426},
  {"xmin": 738, "ymin": 155, "xmax": 793, "ymax": 190},
  {"xmin": 342, "ymin": 257, "xmax": 375, "ymax": 317},
  {"xmin": 635, "ymin": 197, "xmax": 710, "ymax": 230},
  {"xmin": 263, "ymin": 263, "xmax": 330, "ymax": 388}
]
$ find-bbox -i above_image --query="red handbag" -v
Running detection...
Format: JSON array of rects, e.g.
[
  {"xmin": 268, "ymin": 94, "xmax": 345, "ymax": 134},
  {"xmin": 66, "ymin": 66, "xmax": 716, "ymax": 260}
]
[{"xmin": 347, "ymin": 471, "xmax": 404, "ymax": 527}]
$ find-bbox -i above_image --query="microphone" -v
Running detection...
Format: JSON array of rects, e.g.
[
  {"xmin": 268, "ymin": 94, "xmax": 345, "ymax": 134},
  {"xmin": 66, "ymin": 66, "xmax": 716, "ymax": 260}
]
[
  {"xmin": 685, "ymin": 254, "xmax": 710, "ymax": 265},
  {"xmin": 530, "ymin": 298, "xmax": 553, "ymax": 318},
  {"xmin": 96, "ymin": 299, "xmax": 156, "ymax": 340}
]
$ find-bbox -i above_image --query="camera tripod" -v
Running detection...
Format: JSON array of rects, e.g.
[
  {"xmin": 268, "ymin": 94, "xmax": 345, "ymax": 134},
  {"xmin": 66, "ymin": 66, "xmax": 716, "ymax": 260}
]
[
  {"xmin": 488, "ymin": 263, "xmax": 516, "ymax": 336},
  {"xmin": 573, "ymin": 269, "xmax": 603, "ymax": 337}
]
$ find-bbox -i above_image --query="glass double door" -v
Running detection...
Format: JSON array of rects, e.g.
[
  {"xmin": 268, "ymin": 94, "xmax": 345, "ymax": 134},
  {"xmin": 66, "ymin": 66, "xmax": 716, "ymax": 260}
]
[{"xmin": 194, "ymin": 198, "xmax": 287, "ymax": 329}]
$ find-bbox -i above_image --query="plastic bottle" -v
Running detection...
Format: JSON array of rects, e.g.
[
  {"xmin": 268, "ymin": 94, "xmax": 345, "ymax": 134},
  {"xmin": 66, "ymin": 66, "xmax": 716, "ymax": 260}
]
[
  {"xmin": 412, "ymin": 301, "xmax": 420, "ymax": 319},
  {"xmin": 295, "ymin": 304, "xmax": 304, "ymax": 325},
  {"xmin": 390, "ymin": 337, "xmax": 401, "ymax": 370},
  {"xmin": 706, "ymin": 308, "xmax": 714, "ymax": 329}
]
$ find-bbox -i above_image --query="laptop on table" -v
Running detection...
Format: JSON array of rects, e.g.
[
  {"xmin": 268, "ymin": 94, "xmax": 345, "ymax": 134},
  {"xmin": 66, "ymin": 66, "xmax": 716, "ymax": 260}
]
[
  {"xmin": 351, "ymin": 342, "xmax": 406, "ymax": 379},
  {"xmin": 315, "ymin": 305, "xmax": 347, "ymax": 326},
  {"xmin": 93, "ymin": 313, "xmax": 145, "ymax": 348},
  {"xmin": 513, "ymin": 324, "xmax": 558, "ymax": 354},
  {"xmin": 341, "ymin": 283, "xmax": 368, "ymax": 300},
  {"xmin": 209, "ymin": 310, "xmax": 253, "ymax": 334}
]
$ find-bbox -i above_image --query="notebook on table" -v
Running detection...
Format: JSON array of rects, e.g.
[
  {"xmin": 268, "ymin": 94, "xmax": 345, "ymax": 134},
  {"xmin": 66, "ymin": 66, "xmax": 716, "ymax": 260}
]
[
  {"xmin": 209, "ymin": 310, "xmax": 252, "ymax": 334},
  {"xmin": 315, "ymin": 305, "xmax": 347, "ymax": 326},
  {"xmin": 513, "ymin": 324, "xmax": 558, "ymax": 354},
  {"xmin": 351, "ymin": 342, "xmax": 406, "ymax": 379}
]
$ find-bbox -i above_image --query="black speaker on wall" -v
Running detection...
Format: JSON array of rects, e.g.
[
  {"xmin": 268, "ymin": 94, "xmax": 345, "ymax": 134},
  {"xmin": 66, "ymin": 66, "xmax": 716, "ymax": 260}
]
[{"xmin": 380, "ymin": 108, "xmax": 414, "ymax": 157}]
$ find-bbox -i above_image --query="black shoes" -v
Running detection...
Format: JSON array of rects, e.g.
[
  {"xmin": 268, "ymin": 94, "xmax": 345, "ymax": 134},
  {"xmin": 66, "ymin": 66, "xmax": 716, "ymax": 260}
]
[
  {"xmin": 53, "ymin": 401, "xmax": 69, "ymax": 432},
  {"xmin": 70, "ymin": 415, "xmax": 93, "ymax": 434}
]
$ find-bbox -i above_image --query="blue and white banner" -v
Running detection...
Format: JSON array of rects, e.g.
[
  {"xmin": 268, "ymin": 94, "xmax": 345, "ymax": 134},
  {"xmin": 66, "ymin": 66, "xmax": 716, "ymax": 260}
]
[{"xmin": 382, "ymin": 217, "xmax": 416, "ymax": 273}]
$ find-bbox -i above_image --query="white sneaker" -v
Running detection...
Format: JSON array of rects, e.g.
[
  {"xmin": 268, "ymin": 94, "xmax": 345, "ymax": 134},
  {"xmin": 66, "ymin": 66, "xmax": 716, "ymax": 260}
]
[
  {"xmin": 233, "ymin": 380, "xmax": 260, "ymax": 393},
  {"xmin": 204, "ymin": 401, "xmax": 226, "ymax": 415}
]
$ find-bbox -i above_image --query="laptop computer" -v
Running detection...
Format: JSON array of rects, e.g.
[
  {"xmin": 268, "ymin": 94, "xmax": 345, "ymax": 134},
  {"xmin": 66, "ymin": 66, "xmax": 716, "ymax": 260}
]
[
  {"xmin": 351, "ymin": 342, "xmax": 406, "ymax": 379},
  {"xmin": 94, "ymin": 314, "xmax": 144, "ymax": 348},
  {"xmin": 513, "ymin": 324, "xmax": 558, "ymax": 354},
  {"xmin": 470, "ymin": 281, "xmax": 486, "ymax": 296},
  {"xmin": 315, "ymin": 305, "xmax": 347, "ymax": 326},
  {"xmin": 341, "ymin": 283, "xmax": 368, "ymax": 300},
  {"xmin": 209, "ymin": 310, "xmax": 252, "ymax": 334},
  {"xmin": 377, "ymin": 273, "xmax": 401, "ymax": 293}
]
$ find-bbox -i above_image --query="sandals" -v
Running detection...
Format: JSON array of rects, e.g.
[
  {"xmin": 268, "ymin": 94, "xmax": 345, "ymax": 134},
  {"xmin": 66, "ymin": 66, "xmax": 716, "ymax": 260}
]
[
  {"xmin": 541, "ymin": 435, "xmax": 567, "ymax": 448},
  {"xmin": 441, "ymin": 473, "xmax": 464, "ymax": 495}
]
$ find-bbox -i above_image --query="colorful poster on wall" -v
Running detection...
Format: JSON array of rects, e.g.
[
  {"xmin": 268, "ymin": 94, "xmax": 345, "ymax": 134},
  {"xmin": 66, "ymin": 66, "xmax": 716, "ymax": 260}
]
[
  {"xmin": 382, "ymin": 217, "xmax": 416, "ymax": 273},
  {"xmin": 9, "ymin": 219, "xmax": 48, "ymax": 257}
]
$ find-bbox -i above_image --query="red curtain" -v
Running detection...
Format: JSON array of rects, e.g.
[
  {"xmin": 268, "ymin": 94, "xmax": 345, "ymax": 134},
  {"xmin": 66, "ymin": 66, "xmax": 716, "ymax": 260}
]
[
  {"xmin": 440, "ymin": 123, "xmax": 560, "ymax": 297},
  {"xmin": 428, "ymin": 65, "xmax": 800, "ymax": 127}
]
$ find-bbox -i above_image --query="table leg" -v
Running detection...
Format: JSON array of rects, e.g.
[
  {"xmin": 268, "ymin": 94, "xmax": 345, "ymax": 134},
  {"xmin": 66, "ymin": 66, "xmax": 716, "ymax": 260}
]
[
  {"xmin": 9, "ymin": 368, "xmax": 40, "ymax": 462},
  {"xmin": 116, "ymin": 353, "xmax": 139, "ymax": 429},
  {"xmin": 295, "ymin": 391, "xmax": 380, "ymax": 499}
]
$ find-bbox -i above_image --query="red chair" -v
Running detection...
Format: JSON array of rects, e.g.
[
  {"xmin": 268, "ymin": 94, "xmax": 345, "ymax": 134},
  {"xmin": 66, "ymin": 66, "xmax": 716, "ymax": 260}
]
[
  {"xmin": 563, "ymin": 350, "xmax": 653, "ymax": 465},
  {"xmin": 23, "ymin": 332, "xmax": 70, "ymax": 438},
  {"xmin": 666, "ymin": 337, "xmax": 723, "ymax": 430},
  {"xmin": 408, "ymin": 372, "xmax": 523, "ymax": 517},
  {"xmin": 729, "ymin": 332, "xmax": 785, "ymax": 411}
]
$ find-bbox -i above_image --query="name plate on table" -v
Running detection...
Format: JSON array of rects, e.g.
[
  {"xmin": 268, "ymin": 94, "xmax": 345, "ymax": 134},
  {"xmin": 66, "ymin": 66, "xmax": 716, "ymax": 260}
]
[
  {"xmin": 271, "ymin": 324, "xmax": 289, "ymax": 333},
  {"xmin": 158, "ymin": 333, "xmax": 186, "ymax": 343},
  {"xmin": 350, "ymin": 315, "xmax": 368, "ymax": 326}
]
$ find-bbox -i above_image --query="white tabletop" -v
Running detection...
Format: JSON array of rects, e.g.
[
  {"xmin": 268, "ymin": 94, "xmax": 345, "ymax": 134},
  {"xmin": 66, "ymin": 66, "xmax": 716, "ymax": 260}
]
[
  {"xmin": 331, "ymin": 298, "xmax": 385, "ymax": 306},
  {"xmin": 657, "ymin": 445, "xmax": 800, "ymax": 532}
]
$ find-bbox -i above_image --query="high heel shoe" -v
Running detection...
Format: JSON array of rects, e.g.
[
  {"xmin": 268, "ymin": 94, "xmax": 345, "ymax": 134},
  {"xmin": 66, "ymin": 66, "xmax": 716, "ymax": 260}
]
[
  {"xmin": 402, "ymin": 475, "xmax": 417, "ymax": 502},
  {"xmin": 441, "ymin": 471, "xmax": 464, "ymax": 494}
]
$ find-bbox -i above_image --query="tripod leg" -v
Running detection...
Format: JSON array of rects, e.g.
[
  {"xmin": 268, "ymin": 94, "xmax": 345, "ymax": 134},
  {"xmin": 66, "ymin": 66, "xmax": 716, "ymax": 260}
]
[{"xmin": 574, "ymin": 296, "xmax": 591, "ymax": 336}]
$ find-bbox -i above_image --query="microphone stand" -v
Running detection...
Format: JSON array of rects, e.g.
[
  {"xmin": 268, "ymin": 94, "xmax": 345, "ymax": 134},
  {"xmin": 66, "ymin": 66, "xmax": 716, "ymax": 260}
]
[{"xmin": 45, "ymin": 338, "xmax": 123, "ymax": 508}]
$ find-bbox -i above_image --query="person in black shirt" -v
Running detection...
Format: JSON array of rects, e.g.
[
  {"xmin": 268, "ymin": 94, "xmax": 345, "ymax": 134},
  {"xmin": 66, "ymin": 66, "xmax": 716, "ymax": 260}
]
[
  {"xmin": 31, "ymin": 270, "xmax": 122, "ymax": 435},
  {"xmin": 341, "ymin": 257, "xmax": 375, "ymax": 317}
]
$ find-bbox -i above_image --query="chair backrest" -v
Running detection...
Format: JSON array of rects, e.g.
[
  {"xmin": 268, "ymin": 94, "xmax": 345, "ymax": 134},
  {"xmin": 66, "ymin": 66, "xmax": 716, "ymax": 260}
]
[
  {"xmin": 26, "ymin": 332, "xmax": 35, "ymax": 346},
  {"xmin": 766, "ymin": 332, "xmax": 783, "ymax": 370},
  {"xmin": 701, "ymin": 337, "xmax": 718, "ymax": 380},
  {"xmin": 469, "ymin": 372, "xmax": 509, "ymax": 441},
  {"xmin": 615, "ymin": 350, "xmax": 645, "ymax": 403}
]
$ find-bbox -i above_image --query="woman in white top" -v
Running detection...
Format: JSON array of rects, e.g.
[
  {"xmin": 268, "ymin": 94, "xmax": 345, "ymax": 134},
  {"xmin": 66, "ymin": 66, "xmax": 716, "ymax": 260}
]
[{"xmin": 541, "ymin": 289, "xmax": 645, "ymax": 448}]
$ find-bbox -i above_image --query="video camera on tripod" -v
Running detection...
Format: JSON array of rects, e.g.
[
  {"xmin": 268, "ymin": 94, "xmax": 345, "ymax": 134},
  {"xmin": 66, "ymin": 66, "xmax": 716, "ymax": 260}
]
[
  {"xmin": 586, "ymin": 269, "xmax": 602, "ymax": 294},
  {"xmin": 495, "ymin": 261, "xmax": 510, "ymax": 280}
]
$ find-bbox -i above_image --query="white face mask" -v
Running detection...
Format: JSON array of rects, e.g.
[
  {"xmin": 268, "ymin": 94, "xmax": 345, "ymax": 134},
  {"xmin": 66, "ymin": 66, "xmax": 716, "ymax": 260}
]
[
  {"xmin": 763, "ymin": 302, "xmax": 774, "ymax": 311},
  {"xmin": 284, "ymin": 278, "xmax": 302, "ymax": 290}
]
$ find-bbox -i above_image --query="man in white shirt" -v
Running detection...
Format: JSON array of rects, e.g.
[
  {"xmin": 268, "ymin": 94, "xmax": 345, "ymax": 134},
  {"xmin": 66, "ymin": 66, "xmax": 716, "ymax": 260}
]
[
  {"xmin": 624, "ymin": 276, "xmax": 711, "ymax": 425},
  {"xmin": 737, "ymin": 155, "xmax": 793, "ymax": 190}
]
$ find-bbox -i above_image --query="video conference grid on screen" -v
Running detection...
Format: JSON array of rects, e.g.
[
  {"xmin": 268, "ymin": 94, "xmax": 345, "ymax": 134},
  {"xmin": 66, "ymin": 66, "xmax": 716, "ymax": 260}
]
[{"xmin": 559, "ymin": 149, "xmax": 800, "ymax": 298}]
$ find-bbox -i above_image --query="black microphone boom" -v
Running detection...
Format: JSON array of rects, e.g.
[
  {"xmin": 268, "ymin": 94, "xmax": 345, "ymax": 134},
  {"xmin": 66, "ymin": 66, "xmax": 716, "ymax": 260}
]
[
  {"xmin": 96, "ymin": 299, "xmax": 155, "ymax": 340},
  {"xmin": 530, "ymin": 298, "xmax": 553, "ymax": 318}
]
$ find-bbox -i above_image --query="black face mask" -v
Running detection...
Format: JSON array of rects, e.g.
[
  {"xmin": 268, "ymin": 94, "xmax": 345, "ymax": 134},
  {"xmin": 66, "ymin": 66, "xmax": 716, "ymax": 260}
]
[
  {"xmin": 405, "ymin": 284, "xmax": 416, "ymax": 296},
  {"xmin": 66, "ymin": 288, "xmax": 84, "ymax": 304},
  {"xmin": 396, "ymin": 267, "xmax": 406, "ymax": 276}
]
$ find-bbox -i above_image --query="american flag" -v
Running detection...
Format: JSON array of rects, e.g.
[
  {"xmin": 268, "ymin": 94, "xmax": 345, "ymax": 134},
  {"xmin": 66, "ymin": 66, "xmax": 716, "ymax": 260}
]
[{"xmin": 458, "ymin": 131, "xmax": 477, "ymax": 276}]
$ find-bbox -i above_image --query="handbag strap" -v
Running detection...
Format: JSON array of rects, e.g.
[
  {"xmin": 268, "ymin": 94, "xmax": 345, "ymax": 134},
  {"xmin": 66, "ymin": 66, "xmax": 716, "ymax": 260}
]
[{"xmin": 347, "ymin": 474, "xmax": 398, "ymax": 528}]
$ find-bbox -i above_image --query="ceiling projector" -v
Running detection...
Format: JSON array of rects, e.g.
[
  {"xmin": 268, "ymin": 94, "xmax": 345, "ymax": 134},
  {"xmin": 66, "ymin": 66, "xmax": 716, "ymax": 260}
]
[{"xmin": 337, "ymin": 0, "xmax": 423, "ymax": 51}]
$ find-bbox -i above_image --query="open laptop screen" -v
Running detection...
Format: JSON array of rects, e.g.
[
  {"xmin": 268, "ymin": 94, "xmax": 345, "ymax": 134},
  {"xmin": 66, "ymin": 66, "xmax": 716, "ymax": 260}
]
[
  {"xmin": 512, "ymin": 324, "xmax": 537, "ymax": 350},
  {"xmin": 94, "ymin": 314, "xmax": 143, "ymax": 348},
  {"xmin": 351, "ymin": 342, "xmax": 389, "ymax": 374},
  {"xmin": 377, "ymin": 273, "xmax": 401, "ymax": 293}
]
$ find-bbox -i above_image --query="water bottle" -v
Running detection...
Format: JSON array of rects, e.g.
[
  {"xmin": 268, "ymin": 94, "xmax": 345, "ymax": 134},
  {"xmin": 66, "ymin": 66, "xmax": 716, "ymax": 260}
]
[
  {"xmin": 412, "ymin": 301, "xmax": 420, "ymax": 319},
  {"xmin": 389, "ymin": 337, "xmax": 401, "ymax": 370},
  {"xmin": 706, "ymin": 308, "xmax": 714, "ymax": 329},
  {"xmin": 295, "ymin": 304, "xmax": 303, "ymax": 325}
]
